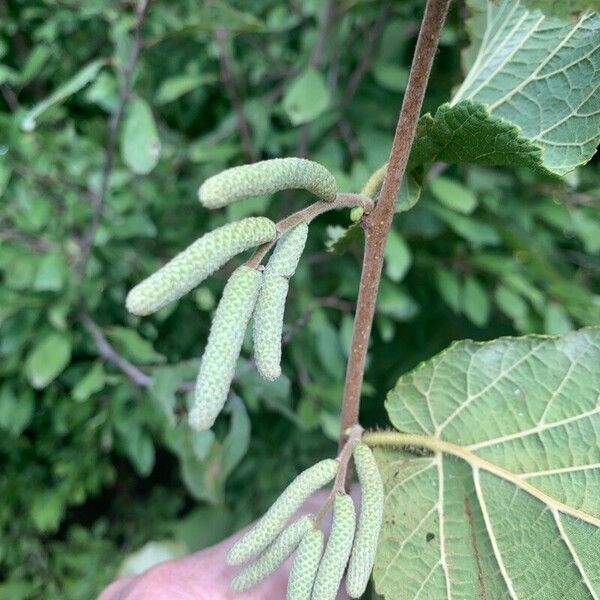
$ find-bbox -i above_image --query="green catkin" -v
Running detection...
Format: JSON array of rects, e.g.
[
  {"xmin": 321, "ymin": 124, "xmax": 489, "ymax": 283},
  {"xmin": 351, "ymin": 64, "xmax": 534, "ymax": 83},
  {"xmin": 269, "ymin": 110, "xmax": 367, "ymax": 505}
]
[
  {"xmin": 126, "ymin": 217, "xmax": 275, "ymax": 316},
  {"xmin": 265, "ymin": 223, "xmax": 309, "ymax": 278},
  {"xmin": 188, "ymin": 266, "xmax": 261, "ymax": 431},
  {"xmin": 253, "ymin": 222, "xmax": 309, "ymax": 381},
  {"xmin": 230, "ymin": 516, "xmax": 312, "ymax": 593},
  {"xmin": 253, "ymin": 273, "xmax": 288, "ymax": 380},
  {"xmin": 227, "ymin": 458, "xmax": 339, "ymax": 565},
  {"xmin": 198, "ymin": 158, "xmax": 337, "ymax": 209},
  {"xmin": 287, "ymin": 527, "xmax": 324, "ymax": 600},
  {"xmin": 311, "ymin": 493, "xmax": 356, "ymax": 600},
  {"xmin": 346, "ymin": 443, "xmax": 384, "ymax": 598}
]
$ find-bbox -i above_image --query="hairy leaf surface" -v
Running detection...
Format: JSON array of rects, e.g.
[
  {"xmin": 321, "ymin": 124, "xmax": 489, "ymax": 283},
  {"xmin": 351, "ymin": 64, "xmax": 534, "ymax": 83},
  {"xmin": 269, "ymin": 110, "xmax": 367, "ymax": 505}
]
[
  {"xmin": 373, "ymin": 328, "xmax": 600, "ymax": 600},
  {"xmin": 413, "ymin": 0, "xmax": 600, "ymax": 175}
]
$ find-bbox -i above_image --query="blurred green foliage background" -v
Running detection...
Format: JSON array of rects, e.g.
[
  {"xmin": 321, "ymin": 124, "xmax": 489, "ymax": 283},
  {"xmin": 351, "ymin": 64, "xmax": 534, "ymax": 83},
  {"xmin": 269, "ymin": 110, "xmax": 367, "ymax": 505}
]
[{"xmin": 0, "ymin": 1, "xmax": 598, "ymax": 597}]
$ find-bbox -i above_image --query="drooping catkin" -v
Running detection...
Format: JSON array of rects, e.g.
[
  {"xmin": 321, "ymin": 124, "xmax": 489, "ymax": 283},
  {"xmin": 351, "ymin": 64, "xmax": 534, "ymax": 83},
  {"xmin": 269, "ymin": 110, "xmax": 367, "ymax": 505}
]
[
  {"xmin": 346, "ymin": 443, "xmax": 384, "ymax": 598},
  {"xmin": 253, "ymin": 274, "xmax": 288, "ymax": 380},
  {"xmin": 287, "ymin": 527, "xmax": 324, "ymax": 600},
  {"xmin": 198, "ymin": 158, "xmax": 337, "ymax": 209},
  {"xmin": 253, "ymin": 223, "xmax": 308, "ymax": 381},
  {"xmin": 126, "ymin": 217, "xmax": 275, "ymax": 316},
  {"xmin": 265, "ymin": 223, "xmax": 309, "ymax": 278},
  {"xmin": 188, "ymin": 266, "xmax": 261, "ymax": 431},
  {"xmin": 227, "ymin": 458, "xmax": 339, "ymax": 565},
  {"xmin": 311, "ymin": 493, "xmax": 356, "ymax": 600},
  {"xmin": 230, "ymin": 516, "xmax": 312, "ymax": 593}
]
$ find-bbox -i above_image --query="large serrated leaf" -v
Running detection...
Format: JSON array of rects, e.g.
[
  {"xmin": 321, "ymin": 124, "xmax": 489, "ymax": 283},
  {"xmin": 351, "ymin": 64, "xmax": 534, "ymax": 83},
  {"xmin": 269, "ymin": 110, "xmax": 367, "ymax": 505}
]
[
  {"xmin": 450, "ymin": 0, "xmax": 600, "ymax": 175},
  {"xmin": 372, "ymin": 328, "xmax": 600, "ymax": 600}
]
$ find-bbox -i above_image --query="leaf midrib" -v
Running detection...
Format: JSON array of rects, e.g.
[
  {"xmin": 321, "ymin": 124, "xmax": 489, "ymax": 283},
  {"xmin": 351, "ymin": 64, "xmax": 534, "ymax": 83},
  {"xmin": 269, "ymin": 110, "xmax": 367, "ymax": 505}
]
[{"xmin": 365, "ymin": 431, "xmax": 600, "ymax": 527}]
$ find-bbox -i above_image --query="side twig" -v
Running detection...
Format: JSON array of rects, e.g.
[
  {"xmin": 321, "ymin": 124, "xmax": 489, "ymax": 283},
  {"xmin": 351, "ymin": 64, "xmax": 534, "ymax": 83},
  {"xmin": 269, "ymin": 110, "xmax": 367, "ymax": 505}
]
[
  {"xmin": 76, "ymin": 0, "xmax": 150, "ymax": 279},
  {"xmin": 80, "ymin": 313, "xmax": 195, "ymax": 392},
  {"xmin": 338, "ymin": 0, "xmax": 452, "ymax": 449},
  {"xmin": 297, "ymin": 0, "xmax": 337, "ymax": 158},
  {"xmin": 215, "ymin": 28, "xmax": 257, "ymax": 163}
]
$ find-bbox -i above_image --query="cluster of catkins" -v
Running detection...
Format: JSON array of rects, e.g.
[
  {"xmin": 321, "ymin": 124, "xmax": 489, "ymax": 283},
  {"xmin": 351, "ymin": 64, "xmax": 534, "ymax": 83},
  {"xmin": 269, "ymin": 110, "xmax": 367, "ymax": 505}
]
[
  {"xmin": 228, "ymin": 441, "xmax": 384, "ymax": 599},
  {"xmin": 126, "ymin": 157, "xmax": 337, "ymax": 430},
  {"xmin": 126, "ymin": 157, "xmax": 386, "ymax": 597}
]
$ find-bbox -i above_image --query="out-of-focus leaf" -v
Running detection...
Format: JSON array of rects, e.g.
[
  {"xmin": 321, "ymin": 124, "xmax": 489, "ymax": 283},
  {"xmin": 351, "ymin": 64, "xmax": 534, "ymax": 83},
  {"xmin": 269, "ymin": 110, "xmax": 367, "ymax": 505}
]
[
  {"xmin": 544, "ymin": 302, "xmax": 574, "ymax": 334},
  {"xmin": 463, "ymin": 276, "xmax": 490, "ymax": 327},
  {"xmin": 434, "ymin": 267, "xmax": 462, "ymax": 313},
  {"xmin": 377, "ymin": 280, "xmax": 420, "ymax": 322},
  {"xmin": 428, "ymin": 203, "xmax": 500, "ymax": 246},
  {"xmin": 283, "ymin": 68, "xmax": 331, "ymax": 125},
  {"xmin": 120, "ymin": 98, "xmax": 161, "ymax": 175},
  {"xmin": 495, "ymin": 284, "xmax": 529, "ymax": 324},
  {"xmin": 72, "ymin": 362, "xmax": 106, "ymax": 402},
  {"xmin": 33, "ymin": 252, "xmax": 67, "ymax": 292},
  {"xmin": 384, "ymin": 229, "xmax": 412, "ymax": 282},
  {"xmin": 25, "ymin": 332, "xmax": 72, "ymax": 389},
  {"xmin": 21, "ymin": 59, "xmax": 104, "ymax": 131},
  {"xmin": 107, "ymin": 327, "xmax": 165, "ymax": 365},
  {"xmin": 155, "ymin": 74, "xmax": 216, "ymax": 105},
  {"xmin": 430, "ymin": 176, "xmax": 478, "ymax": 214},
  {"xmin": 372, "ymin": 62, "xmax": 408, "ymax": 92},
  {"xmin": 0, "ymin": 385, "xmax": 34, "ymax": 435},
  {"xmin": 123, "ymin": 430, "xmax": 155, "ymax": 477},
  {"xmin": 222, "ymin": 395, "xmax": 251, "ymax": 478}
]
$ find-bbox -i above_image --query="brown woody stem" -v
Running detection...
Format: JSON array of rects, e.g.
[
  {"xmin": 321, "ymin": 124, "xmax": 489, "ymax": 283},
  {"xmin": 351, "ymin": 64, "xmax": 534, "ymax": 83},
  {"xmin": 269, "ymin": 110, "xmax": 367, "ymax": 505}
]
[{"xmin": 338, "ymin": 0, "xmax": 451, "ymax": 450}]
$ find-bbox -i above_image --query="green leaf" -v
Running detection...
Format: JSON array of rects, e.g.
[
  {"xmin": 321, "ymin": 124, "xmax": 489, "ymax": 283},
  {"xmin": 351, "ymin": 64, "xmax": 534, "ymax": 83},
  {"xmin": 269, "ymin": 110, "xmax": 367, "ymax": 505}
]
[
  {"xmin": 21, "ymin": 59, "xmax": 104, "ymax": 131},
  {"xmin": 450, "ymin": 3, "xmax": 600, "ymax": 175},
  {"xmin": 428, "ymin": 203, "xmax": 500, "ymax": 246},
  {"xmin": 72, "ymin": 362, "xmax": 106, "ymax": 402},
  {"xmin": 120, "ymin": 98, "xmax": 161, "ymax": 175},
  {"xmin": 123, "ymin": 430, "xmax": 155, "ymax": 477},
  {"xmin": 154, "ymin": 73, "xmax": 216, "ymax": 105},
  {"xmin": 434, "ymin": 267, "xmax": 462, "ymax": 313},
  {"xmin": 106, "ymin": 327, "xmax": 165, "ymax": 365},
  {"xmin": 377, "ymin": 280, "xmax": 420, "ymax": 322},
  {"xmin": 33, "ymin": 252, "xmax": 67, "ymax": 292},
  {"xmin": 282, "ymin": 68, "xmax": 331, "ymax": 125},
  {"xmin": 410, "ymin": 100, "xmax": 544, "ymax": 172},
  {"xmin": 544, "ymin": 302, "xmax": 574, "ymax": 334},
  {"xmin": 494, "ymin": 284, "xmax": 529, "ymax": 324},
  {"xmin": 463, "ymin": 276, "xmax": 491, "ymax": 327},
  {"xmin": 222, "ymin": 395, "xmax": 251, "ymax": 478},
  {"xmin": 430, "ymin": 176, "xmax": 478, "ymax": 214},
  {"xmin": 384, "ymin": 230, "xmax": 412, "ymax": 282},
  {"xmin": 25, "ymin": 332, "xmax": 72, "ymax": 389},
  {"xmin": 522, "ymin": 0, "xmax": 600, "ymax": 18},
  {"xmin": 0, "ymin": 385, "xmax": 34, "ymax": 435},
  {"xmin": 374, "ymin": 328, "xmax": 600, "ymax": 600}
]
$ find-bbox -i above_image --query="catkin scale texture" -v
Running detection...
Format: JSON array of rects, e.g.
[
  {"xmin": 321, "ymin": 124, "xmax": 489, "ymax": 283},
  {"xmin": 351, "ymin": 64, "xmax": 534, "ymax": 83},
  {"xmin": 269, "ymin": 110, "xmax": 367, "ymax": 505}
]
[
  {"xmin": 230, "ymin": 516, "xmax": 311, "ymax": 593},
  {"xmin": 188, "ymin": 266, "xmax": 261, "ymax": 431},
  {"xmin": 198, "ymin": 158, "xmax": 337, "ymax": 209},
  {"xmin": 346, "ymin": 443, "xmax": 384, "ymax": 598},
  {"xmin": 253, "ymin": 274, "xmax": 288, "ymax": 380},
  {"xmin": 287, "ymin": 528, "xmax": 324, "ymax": 600},
  {"xmin": 311, "ymin": 493, "xmax": 356, "ymax": 600},
  {"xmin": 265, "ymin": 223, "xmax": 309, "ymax": 278},
  {"xmin": 253, "ymin": 223, "xmax": 308, "ymax": 381},
  {"xmin": 227, "ymin": 458, "xmax": 339, "ymax": 565},
  {"xmin": 126, "ymin": 217, "xmax": 275, "ymax": 316}
]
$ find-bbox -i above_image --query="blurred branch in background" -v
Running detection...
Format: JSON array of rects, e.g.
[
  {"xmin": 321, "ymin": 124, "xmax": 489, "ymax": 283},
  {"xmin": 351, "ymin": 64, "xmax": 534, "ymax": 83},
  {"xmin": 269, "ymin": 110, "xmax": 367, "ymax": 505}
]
[
  {"xmin": 76, "ymin": 0, "xmax": 151, "ymax": 279},
  {"xmin": 215, "ymin": 27, "xmax": 257, "ymax": 163}
]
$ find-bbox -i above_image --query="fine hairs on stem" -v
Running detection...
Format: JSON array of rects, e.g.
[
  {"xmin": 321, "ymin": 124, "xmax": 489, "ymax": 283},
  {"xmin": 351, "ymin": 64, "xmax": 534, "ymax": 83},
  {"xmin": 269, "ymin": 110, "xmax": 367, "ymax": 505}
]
[{"xmin": 338, "ymin": 0, "xmax": 452, "ymax": 451}]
